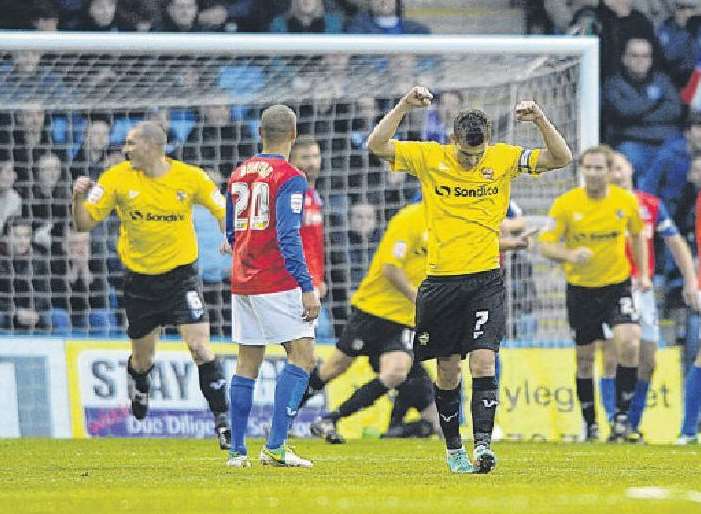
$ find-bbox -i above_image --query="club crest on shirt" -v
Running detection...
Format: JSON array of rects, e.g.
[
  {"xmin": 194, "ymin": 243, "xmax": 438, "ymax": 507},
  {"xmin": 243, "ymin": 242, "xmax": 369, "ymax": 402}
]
[
  {"xmin": 616, "ymin": 209, "xmax": 624, "ymax": 219},
  {"xmin": 176, "ymin": 190, "xmax": 188, "ymax": 202},
  {"xmin": 481, "ymin": 168, "xmax": 495, "ymax": 180}
]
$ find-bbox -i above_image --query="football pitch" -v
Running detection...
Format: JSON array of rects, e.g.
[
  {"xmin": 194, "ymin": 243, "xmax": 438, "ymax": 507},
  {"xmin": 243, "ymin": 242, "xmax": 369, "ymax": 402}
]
[{"xmin": 0, "ymin": 439, "xmax": 699, "ymax": 514}]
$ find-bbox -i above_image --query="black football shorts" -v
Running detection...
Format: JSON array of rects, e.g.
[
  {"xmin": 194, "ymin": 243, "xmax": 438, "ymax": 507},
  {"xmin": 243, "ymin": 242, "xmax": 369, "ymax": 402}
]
[{"xmin": 124, "ymin": 262, "xmax": 208, "ymax": 339}]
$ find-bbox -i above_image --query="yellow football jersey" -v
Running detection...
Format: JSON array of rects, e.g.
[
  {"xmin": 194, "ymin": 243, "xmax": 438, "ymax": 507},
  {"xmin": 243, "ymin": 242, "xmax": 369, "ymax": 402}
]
[
  {"xmin": 392, "ymin": 141, "xmax": 540, "ymax": 276},
  {"xmin": 539, "ymin": 185, "xmax": 643, "ymax": 287},
  {"xmin": 84, "ymin": 159, "xmax": 226, "ymax": 274},
  {"xmin": 352, "ymin": 202, "xmax": 428, "ymax": 326}
]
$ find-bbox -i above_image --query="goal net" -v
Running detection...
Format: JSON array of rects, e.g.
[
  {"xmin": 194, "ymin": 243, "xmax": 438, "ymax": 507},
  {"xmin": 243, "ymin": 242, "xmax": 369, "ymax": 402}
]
[{"xmin": 0, "ymin": 33, "xmax": 597, "ymax": 344}]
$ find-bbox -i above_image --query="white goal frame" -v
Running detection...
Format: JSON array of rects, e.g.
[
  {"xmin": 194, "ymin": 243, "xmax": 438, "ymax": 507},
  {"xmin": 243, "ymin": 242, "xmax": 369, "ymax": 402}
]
[{"xmin": 0, "ymin": 31, "xmax": 599, "ymax": 148}]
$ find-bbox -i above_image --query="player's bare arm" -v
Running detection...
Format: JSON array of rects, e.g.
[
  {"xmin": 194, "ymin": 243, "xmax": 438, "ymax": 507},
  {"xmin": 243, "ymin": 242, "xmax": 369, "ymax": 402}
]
[
  {"xmin": 367, "ymin": 86, "xmax": 433, "ymax": 161},
  {"xmin": 629, "ymin": 231, "xmax": 651, "ymax": 291},
  {"xmin": 382, "ymin": 263, "xmax": 418, "ymax": 304},
  {"xmin": 539, "ymin": 241, "xmax": 592, "ymax": 265},
  {"xmin": 515, "ymin": 100, "xmax": 572, "ymax": 171},
  {"xmin": 71, "ymin": 176, "xmax": 100, "ymax": 232},
  {"xmin": 665, "ymin": 233, "xmax": 700, "ymax": 310}
]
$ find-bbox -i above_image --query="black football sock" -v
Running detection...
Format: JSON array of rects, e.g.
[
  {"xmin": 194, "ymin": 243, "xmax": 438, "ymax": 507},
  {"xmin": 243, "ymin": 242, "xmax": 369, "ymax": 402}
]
[
  {"xmin": 615, "ymin": 365, "xmax": 638, "ymax": 414},
  {"xmin": 336, "ymin": 378, "xmax": 390, "ymax": 419},
  {"xmin": 434, "ymin": 382, "xmax": 462, "ymax": 450},
  {"xmin": 127, "ymin": 356, "xmax": 153, "ymax": 393},
  {"xmin": 576, "ymin": 377, "xmax": 596, "ymax": 427},
  {"xmin": 471, "ymin": 376, "xmax": 498, "ymax": 448},
  {"xmin": 298, "ymin": 365, "xmax": 325, "ymax": 410},
  {"xmin": 198, "ymin": 359, "xmax": 228, "ymax": 415}
]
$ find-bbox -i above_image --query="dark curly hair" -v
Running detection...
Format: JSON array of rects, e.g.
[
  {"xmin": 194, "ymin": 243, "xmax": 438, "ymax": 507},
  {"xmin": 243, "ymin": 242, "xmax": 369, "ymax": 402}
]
[{"xmin": 453, "ymin": 109, "xmax": 491, "ymax": 147}]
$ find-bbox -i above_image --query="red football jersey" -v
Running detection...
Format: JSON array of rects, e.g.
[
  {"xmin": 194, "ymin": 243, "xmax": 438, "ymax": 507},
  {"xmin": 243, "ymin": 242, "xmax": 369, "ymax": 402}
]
[
  {"xmin": 227, "ymin": 155, "xmax": 309, "ymax": 295},
  {"xmin": 300, "ymin": 187, "xmax": 324, "ymax": 287}
]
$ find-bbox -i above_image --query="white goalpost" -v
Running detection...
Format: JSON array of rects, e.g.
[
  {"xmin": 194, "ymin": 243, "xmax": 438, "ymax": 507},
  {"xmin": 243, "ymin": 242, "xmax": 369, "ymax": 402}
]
[{"xmin": 0, "ymin": 32, "xmax": 598, "ymax": 342}]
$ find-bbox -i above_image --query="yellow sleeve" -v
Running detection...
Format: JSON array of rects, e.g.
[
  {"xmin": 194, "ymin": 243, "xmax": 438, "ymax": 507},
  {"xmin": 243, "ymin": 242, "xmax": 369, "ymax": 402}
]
[
  {"xmin": 392, "ymin": 141, "xmax": 430, "ymax": 177},
  {"xmin": 194, "ymin": 167, "xmax": 226, "ymax": 222},
  {"xmin": 538, "ymin": 197, "xmax": 567, "ymax": 244},
  {"xmin": 627, "ymin": 192, "xmax": 643, "ymax": 235},
  {"xmin": 378, "ymin": 210, "xmax": 415, "ymax": 269},
  {"xmin": 510, "ymin": 146, "xmax": 542, "ymax": 178},
  {"xmin": 83, "ymin": 169, "xmax": 118, "ymax": 222}
]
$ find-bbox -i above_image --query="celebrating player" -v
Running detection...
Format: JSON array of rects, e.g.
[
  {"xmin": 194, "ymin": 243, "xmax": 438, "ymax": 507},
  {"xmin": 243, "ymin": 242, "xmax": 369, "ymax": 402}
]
[
  {"xmin": 225, "ymin": 105, "xmax": 320, "ymax": 469},
  {"xmin": 600, "ymin": 152, "xmax": 699, "ymax": 442},
  {"xmin": 71, "ymin": 121, "xmax": 231, "ymax": 450},
  {"xmin": 299, "ymin": 201, "xmax": 437, "ymax": 443},
  {"xmin": 539, "ymin": 145, "xmax": 647, "ymax": 443},
  {"xmin": 367, "ymin": 86, "xmax": 572, "ymax": 473}
]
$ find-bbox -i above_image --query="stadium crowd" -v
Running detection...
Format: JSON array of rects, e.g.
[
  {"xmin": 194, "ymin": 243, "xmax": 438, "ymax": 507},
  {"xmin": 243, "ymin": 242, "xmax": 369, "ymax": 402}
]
[{"xmin": 0, "ymin": 0, "xmax": 700, "ymax": 365}]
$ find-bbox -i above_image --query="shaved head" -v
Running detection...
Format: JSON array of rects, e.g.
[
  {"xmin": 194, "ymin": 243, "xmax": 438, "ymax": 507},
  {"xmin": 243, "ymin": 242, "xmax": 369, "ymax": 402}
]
[
  {"xmin": 134, "ymin": 120, "xmax": 167, "ymax": 150},
  {"xmin": 260, "ymin": 105, "xmax": 297, "ymax": 146}
]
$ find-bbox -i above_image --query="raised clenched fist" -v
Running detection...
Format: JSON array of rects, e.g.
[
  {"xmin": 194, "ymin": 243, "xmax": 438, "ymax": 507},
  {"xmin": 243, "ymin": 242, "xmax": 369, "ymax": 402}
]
[{"xmin": 400, "ymin": 86, "xmax": 433, "ymax": 111}]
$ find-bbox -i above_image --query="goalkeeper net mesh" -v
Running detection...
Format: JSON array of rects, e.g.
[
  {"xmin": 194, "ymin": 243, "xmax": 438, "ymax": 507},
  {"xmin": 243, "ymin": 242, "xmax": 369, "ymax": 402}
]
[{"xmin": 0, "ymin": 45, "xmax": 581, "ymax": 343}]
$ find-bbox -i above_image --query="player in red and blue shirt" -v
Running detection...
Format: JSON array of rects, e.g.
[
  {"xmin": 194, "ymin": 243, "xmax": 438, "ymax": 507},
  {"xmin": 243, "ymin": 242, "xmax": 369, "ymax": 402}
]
[
  {"xmin": 290, "ymin": 135, "xmax": 326, "ymax": 296},
  {"xmin": 224, "ymin": 105, "xmax": 320, "ymax": 469},
  {"xmin": 603, "ymin": 152, "xmax": 698, "ymax": 441}
]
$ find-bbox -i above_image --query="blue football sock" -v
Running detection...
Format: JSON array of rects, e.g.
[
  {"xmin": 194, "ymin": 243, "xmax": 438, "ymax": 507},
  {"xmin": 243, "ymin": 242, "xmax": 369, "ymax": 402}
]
[
  {"xmin": 681, "ymin": 366, "xmax": 701, "ymax": 437},
  {"xmin": 627, "ymin": 380, "xmax": 649, "ymax": 431},
  {"xmin": 599, "ymin": 377, "xmax": 616, "ymax": 422},
  {"xmin": 267, "ymin": 363, "xmax": 309, "ymax": 450},
  {"xmin": 229, "ymin": 375, "xmax": 255, "ymax": 455}
]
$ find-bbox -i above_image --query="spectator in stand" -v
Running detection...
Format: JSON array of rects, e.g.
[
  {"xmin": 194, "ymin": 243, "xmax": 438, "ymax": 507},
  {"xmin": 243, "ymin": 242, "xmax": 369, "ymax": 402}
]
[
  {"xmin": 30, "ymin": 0, "xmax": 60, "ymax": 31},
  {"xmin": 641, "ymin": 110, "xmax": 701, "ymax": 219},
  {"xmin": 117, "ymin": 0, "xmax": 160, "ymax": 31},
  {"xmin": 159, "ymin": 0, "xmax": 200, "ymax": 32},
  {"xmin": 421, "ymin": 90, "xmax": 463, "ymax": 144},
  {"xmin": 346, "ymin": 201, "xmax": 381, "ymax": 291},
  {"xmin": 0, "ymin": 217, "xmax": 51, "ymax": 332},
  {"xmin": 603, "ymin": 37, "xmax": 683, "ymax": 182},
  {"xmin": 76, "ymin": 0, "xmax": 119, "ymax": 31},
  {"xmin": 56, "ymin": 0, "xmax": 86, "ymax": 30},
  {"xmin": 0, "ymin": 161, "xmax": 23, "ymax": 235},
  {"xmin": 536, "ymin": 1, "xmax": 597, "ymax": 34},
  {"xmin": 0, "ymin": 50, "xmax": 67, "ymax": 104},
  {"xmin": 598, "ymin": 0, "xmax": 660, "ymax": 82},
  {"xmin": 327, "ymin": 200, "xmax": 380, "ymax": 335},
  {"xmin": 182, "ymin": 100, "xmax": 252, "ymax": 177},
  {"xmin": 145, "ymin": 106, "xmax": 193, "ymax": 157},
  {"xmin": 70, "ymin": 117, "xmax": 111, "ymax": 181},
  {"xmin": 347, "ymin": 0, "xmax": 430, "ymax": 35},
  {"xmin": 198, "ymin": 1, "xmax": 237, "ymax": 31},
  {"xmin": 270, "ymin": 0, "xmax": 344, "ymax": 33},
  {"xmin": 50, "ymin": 227, "xmax": 117, "ymax": 335},
  {"xmin": 193, "ymin": 168, "xmax": 230, "ymax": 336},
  {"xmin": 29, "ymin": 152, "xmax": 70, "ymax": 254},
  {"xmin": 5, "ymin": 106, "xmax": 64, "ymax": 198},
  {"xmin": 657, "ymin": 1, "xmax": 701, "ymax": 89}
]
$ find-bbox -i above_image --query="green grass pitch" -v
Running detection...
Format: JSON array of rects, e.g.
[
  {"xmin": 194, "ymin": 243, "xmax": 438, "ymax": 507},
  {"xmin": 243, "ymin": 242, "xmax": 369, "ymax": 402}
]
[{"xmin": 0, "ymin": 439, "xmax": 699, "ymax": 514}]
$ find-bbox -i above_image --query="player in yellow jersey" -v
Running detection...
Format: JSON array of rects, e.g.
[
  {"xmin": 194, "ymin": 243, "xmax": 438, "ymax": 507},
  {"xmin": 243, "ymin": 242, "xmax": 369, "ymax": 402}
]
[
  {"xmin": 539, "ymin": 145, "xmax": 648, "ymax": 443},
  {"xmin": 367, "ymin": 86, "xmax": 572, "ymax": 474},
  {"xmin": 71, "ymin": 121, "xmax": 231, "ymax": 449},
  {"xmin": 297, "ymin": 202, "xmax": 436, "ymax": 443}
]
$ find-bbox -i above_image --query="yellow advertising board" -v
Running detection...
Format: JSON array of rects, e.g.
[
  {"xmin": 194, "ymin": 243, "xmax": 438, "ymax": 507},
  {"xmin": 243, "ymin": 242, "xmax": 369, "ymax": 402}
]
[{"xmin": 65, "ymin": 340, "xmax": 681, "ymax": 443}]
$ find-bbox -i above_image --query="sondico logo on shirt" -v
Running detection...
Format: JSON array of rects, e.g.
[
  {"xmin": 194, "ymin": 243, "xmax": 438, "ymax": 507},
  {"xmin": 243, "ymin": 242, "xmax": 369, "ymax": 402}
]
[
  {"xmin": 434, "ymin": 184, "xmax": 499, "ymax": 198},
  {"xmin": 129, "ymin": 210, "xmax": 185, "ymax": 222}
]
